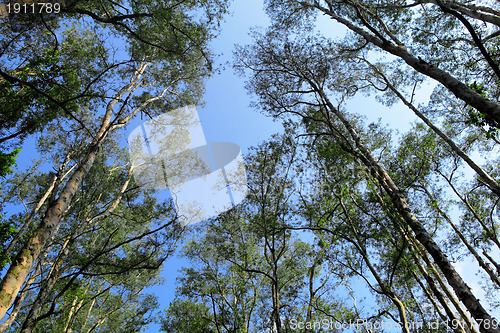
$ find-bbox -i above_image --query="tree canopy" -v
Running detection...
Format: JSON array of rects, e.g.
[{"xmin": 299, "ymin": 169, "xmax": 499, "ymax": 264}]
[{"xmin": 2, "ymin": 0, "xmax": 500, "ymax": 332}]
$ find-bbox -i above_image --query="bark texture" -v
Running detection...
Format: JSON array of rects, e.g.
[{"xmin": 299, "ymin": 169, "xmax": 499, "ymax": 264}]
[
  {"xmin": 311, "ymin": 2, "xmax": 500, "ymax": 128},
  {"xmin": 308, "ymin": 77, "xmax": 499, "ymax": 333},
  {"xmin": 0, "ymin": 62, "xmax": 151, "ymax": 320}
]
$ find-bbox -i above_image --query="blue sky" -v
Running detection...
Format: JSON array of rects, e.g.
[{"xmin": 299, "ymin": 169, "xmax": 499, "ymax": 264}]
[
  {"xmin": 142, "ymin": 0, "xmax": 500, "ymax": 331},
  {"xmin": 7, "ymin": 0, "xmax": 499, "ymax": 331},
  {"xmin": 140, "ymin": 2, "xmax": 276, "ymax": 330},
  {"xmin": 139, "ymin": 0, "xmax": 419, "ymax": 331}
]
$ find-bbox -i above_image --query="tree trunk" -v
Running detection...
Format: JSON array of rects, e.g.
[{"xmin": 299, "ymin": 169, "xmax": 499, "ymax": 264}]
[
  {"xmin": 0, "ymin": 147, "xmax": 98, "ymax": 319},
  {"xmin": 20, "ymin": 223, "xmax": 82, "ymax": 333},
  {"xmin": 370, "ymin": 184, "xmax": 467, "ymax": 333},
  {"xmin": 311, "ymin": 2, "xmax": 500, "ymax": 128},
  {"xmin": 422, "ymin": 186, "xmax": 500, "ymax": 287},
  {"xmin": 415, "ymin": 0, "xmax": 500, "ymax": 28},
  {"xmin": 340, "ymin": 196, "xmax": 411, "ymax": 333},
  {"xmin": 0, "ymin": 62, "xmax": 151, "ymax": 320},
  {"xmin": 411, "ymin": 270, "xmax": 447, "ymax": 323},
  {"xmin": 309, "ymin": 79, "xmax": 499, "ymax": 333},
  {"xmin": 375, "ymin": 67, "xmax": 500, "ymax": 197},
  {"xmin": 0, "ymin": 264, "xmax": 40, "ymax": 333}
]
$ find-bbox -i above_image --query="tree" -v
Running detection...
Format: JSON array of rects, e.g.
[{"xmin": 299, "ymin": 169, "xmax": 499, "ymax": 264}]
[
  {"xmin": 0, "ymin": 0, "xmax": 230, "ymax": 324},
  {"xmin": 161, "ymin": 300, "xmax": 216, "ymax": 333},
  {"xmin": 0, "ymin": 125, "xmax": 181, "ymax": 332},
  {"xmin": 0, "ymin": 0, "xmax": 228, "ymax": 171},
  {"xmin": 165, "ymin": 134, "xmax": 348, "ymax": 333},
  {"xmin": 236, "ymin": 30, "xmax": 499, "ymax": 332},
  {"xmin": 266, "ymin": 0, "xmax": 500, "ymax": 130},
  {"xmin": 0, "ymin": 150, "xmax": 20, "ymax": 178}
]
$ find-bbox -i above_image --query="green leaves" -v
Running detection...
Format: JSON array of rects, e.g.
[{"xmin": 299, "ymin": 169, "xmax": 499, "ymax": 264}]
[
  {"xmin": 465, "ymin": 82, "xmax": 499, "ymax": 139},
  {"xmin": 161, "ymin": 299, "xmax": 214, "ymax": 333},
  {"xmin": 0, "ymin": 149, "xmax": 20, "ymax": 177},
  {"xmin": 466, "ymin": 109, "xmax": 499, "ymax": 139},
  {"xmin": 0, "ymin": 219, "xmax": 17, "ymax": 267},
  {"xmin": 0, "ymin": 0, "xmax": 232, "ymax": 330}
]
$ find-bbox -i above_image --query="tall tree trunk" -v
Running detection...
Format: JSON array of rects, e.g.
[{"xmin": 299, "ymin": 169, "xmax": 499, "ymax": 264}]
[
  {"xmin": 62, "ymin": 296, "xmax": 83, "ymax": 333},
  {"xmin": 410, "ymin": 234, "xmax": 476, "ymax": 333},
  {"xmin": 421, "ymin": 185, "xmax": 500, "ymax": 287},
  {"xmin": 407, "ymin": 285, "xmax": 429, "ymax": 329},
  {"xmin": 2, "ymin": 172, "xmax": 58, "ymax": 262},
  {"xmin": 339, "ymin": 196, "xmax": 411, "ymax": 333},
  {"xmin": 0, "ymin": 264, "xmax": 40, "ymax": 333},
  {"xmin": 414, "ymin": 0, "xmax": 500, "ymax": 28},
  {"xmin": 0, "ymin": 62, "xmax": 151, "ymax": 319},
  {"xmin": 304, "ymin": 262, "xmax": 315, "ymax": 333},
  {"xmin": 20, "ymin": 170, "xmax": 133, "ymax": 332},
  {"xmin": 411, "ymin": 270, "xmax": 448, "ymax": 323},
  {"xmin": 373, "ymin": 66, "xmax": 500, "ymax": 197},
  {"xmin": 483, "ymin": 250, "xmax": 500, "ymax": 274},
  {"xmin": 417, "ymin": 239, "xmax": 479, "ymax": 333},
  {"xmin": 271, "ymin": 263, "xmax": 282, "ymax": 333},
  {"xmin": 309, "ymin": 2, "xmax": 500, "ymax": 128},
  {"xmin": 369, "ymin": 184, "xmax": 467, "ymax": 333},
  {"xmin": 20, "ymin": 223, "xmax": 83, "ymax": 333},
  {"xmin": 2, "ymin": 150, "xmax": 76, "ymax": 262},
  {"xmin": 307, "ymin": 78, "xmax": 499, "ymax": 333},
  {"xmin": 0, "ymin": 148, "xmax": 98, "ymax": 318}
]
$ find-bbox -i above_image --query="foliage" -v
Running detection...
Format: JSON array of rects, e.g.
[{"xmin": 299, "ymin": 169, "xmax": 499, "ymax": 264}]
[
  {"xmin": 161, "ymin": 300, "xmax": 215, "ymax": 333},
  {"xmin": 234, "ymin": 3, "xmax": 500, "ymax": 331},
  {"xmin": 0, "ymin": 149, "xmax": 20, "ymax": 178},
  {"xmin": 0, "ymin": 0, "xmax": 230, "ymax": 331},
  {"xmin": 3, "ymin": 0, "xmax": 500, "ymax": 332}
]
